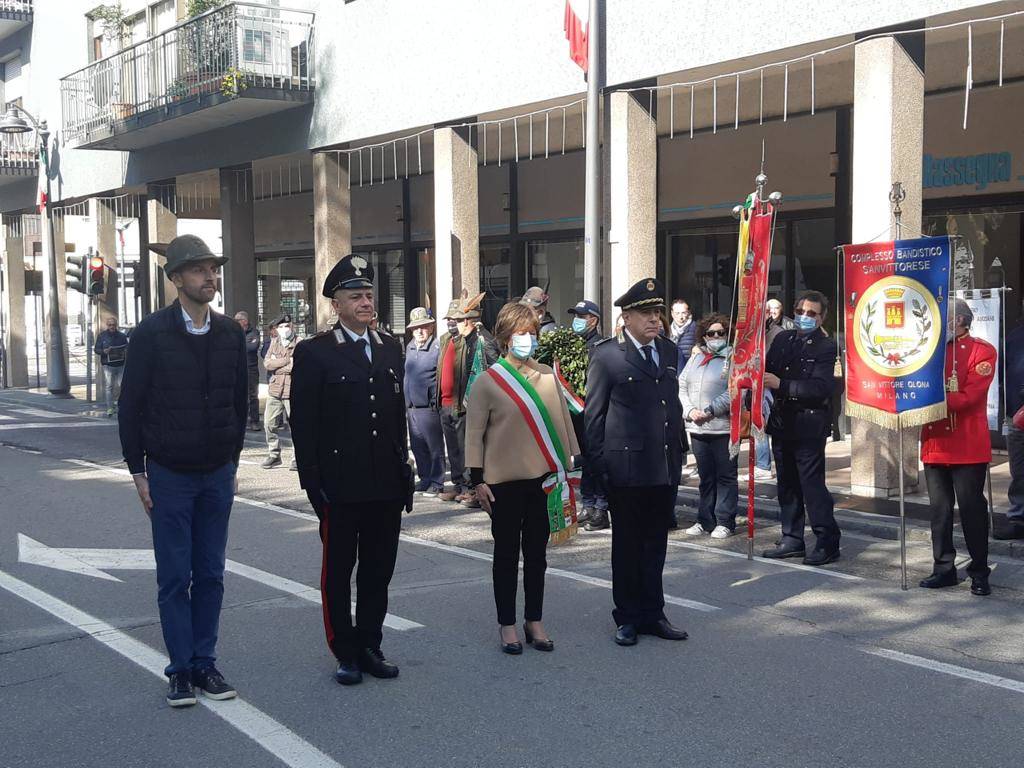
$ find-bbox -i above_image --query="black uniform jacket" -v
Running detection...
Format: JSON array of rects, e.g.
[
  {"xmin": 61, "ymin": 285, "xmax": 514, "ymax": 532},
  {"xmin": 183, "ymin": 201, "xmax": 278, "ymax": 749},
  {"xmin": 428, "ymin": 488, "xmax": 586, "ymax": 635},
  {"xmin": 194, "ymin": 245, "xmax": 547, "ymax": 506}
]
[
  {"xmin": 584, "ymin": 333, "xmax": 686, "ymax": 488},
  {"xmin": 290, "ymin": 323, "xmax": 410, "ymax": 504},
  {"xmin": 764, "ymin": 328, "xmax": 838, "ymax": 439}
]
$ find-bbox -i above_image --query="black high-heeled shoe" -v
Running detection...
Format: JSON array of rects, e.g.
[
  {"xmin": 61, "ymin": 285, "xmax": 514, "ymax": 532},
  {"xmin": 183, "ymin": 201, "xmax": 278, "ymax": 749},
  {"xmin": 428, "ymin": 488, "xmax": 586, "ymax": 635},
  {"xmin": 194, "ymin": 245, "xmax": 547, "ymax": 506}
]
[
  {"xmin": 523, "ymin": 622, "xmax": 554, "ymax": 652},
  {"xmin": 499, "ymin": 627, "xmax": 523, "ymax": 655}
]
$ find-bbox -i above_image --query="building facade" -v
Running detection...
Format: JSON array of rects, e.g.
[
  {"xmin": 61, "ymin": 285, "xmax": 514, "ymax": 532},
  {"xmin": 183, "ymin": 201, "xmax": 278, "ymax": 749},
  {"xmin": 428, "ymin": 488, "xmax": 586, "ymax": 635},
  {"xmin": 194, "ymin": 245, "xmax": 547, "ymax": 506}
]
[{"xmin": 1, "ymin": 0, "xmax": 1022, "ymax": 495}]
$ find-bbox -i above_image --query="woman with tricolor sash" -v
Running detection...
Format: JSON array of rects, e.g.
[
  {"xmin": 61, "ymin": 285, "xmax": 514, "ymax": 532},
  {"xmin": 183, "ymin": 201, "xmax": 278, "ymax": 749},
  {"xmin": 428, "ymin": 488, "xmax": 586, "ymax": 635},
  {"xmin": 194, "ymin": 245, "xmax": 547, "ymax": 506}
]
[{"xmin": 465, "ymin": 302, "xmax": 581, "ymax": 654}]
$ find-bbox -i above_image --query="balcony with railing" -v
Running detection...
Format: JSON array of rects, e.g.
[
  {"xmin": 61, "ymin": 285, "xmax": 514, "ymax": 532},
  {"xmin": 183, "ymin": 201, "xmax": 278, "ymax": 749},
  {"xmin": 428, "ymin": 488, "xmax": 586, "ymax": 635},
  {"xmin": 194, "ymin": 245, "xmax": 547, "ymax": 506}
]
[
  {"xmin": 60, "ymin": 2, "xmax": 315, "ymax": 151},
  {"xmin": 0, "ymin": 0, "xmax": 32, "ymax": 41},
  {"xmin": 0, "ymin": 127, "xmax": 38, "ymax": 185}
]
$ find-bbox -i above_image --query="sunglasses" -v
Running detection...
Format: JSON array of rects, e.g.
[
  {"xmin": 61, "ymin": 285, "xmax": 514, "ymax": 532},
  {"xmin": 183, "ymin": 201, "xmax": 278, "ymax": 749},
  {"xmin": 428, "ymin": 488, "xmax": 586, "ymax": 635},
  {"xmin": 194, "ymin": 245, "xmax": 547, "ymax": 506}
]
[
  {"xmin": 794, "ymin": 308, "xmax": 820, "ymax": 319},
  {"xmin": 705, "ymin": 329, "xmax": 727, "ymax": 338}
]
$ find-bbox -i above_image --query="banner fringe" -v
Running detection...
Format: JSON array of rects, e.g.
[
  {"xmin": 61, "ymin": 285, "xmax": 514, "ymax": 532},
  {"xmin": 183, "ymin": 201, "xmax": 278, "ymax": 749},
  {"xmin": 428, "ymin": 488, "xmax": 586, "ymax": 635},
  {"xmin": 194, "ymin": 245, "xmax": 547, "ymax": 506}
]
[
  {"xmin": 844, "ymin": 399, "xmax": 947, "ymax": 430},
  {"xmin": 550, "ymin": 522, "xmax": 578, "ymax": 546},
  {"xmin": 896, "ymin": 401, "xmax": 948, "ymax": 429}
]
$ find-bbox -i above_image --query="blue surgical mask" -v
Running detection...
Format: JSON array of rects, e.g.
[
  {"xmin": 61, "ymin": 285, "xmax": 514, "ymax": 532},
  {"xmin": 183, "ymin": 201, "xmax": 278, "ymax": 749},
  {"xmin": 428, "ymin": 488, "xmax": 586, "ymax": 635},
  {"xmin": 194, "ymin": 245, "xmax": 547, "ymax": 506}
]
[
  {"xmin": 510, "ymin": 333, "xmax": 537, "ymax": 360},
  {"xmin": 794, "ymin": 314, "xmax": 818, "ymax": 333},
  {"xmin": 706, "ymin": 338, "xmax": 727, "ymax": 353},
  {"xmin": 572, "ymin": 317, "xmax": 588, "ymax": 334}
]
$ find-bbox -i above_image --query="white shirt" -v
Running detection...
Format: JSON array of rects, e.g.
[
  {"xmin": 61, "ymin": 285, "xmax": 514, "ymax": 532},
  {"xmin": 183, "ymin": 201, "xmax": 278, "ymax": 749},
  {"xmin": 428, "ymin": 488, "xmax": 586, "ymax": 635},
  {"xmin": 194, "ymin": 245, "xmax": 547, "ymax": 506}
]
[
  {"xmin": 181, "ymin": 306, "xmax": 211, "ymax": 335},
  {"xmin": 624, "ymin": 329, "xmax": 659, "ymax": 367},
  {"xmin": 341, "ymin": 323, "xmax": 372, "ymax": 362}
]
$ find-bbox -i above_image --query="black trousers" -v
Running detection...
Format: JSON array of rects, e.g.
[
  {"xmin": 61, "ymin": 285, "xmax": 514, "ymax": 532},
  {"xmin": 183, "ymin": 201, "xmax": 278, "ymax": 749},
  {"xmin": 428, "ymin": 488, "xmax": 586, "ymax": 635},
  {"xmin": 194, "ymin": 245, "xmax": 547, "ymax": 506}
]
[
  {"xmin": 246, "ymin": 366, "xmax": 260, "ymax": 424},
  {"xmin": 608, "ymin": 485, "xmax": 674, "ymax": 627},
  {"xmin": 490, "ymin": 477, "xmax": 550, "ymax": 626},
  {"xmin": 924, "ymin": 463, "xmax": 990, "ymax": 577},
  {"xmin": 773, "ymin": 437, "xmax": 840, "ymax": 551},
  {"xmin": 318, "ymin": 498, "xmax": 403, "ymax": 661},
  {"xmin": 439, "ymin": 405, "xmax": 468, "ymax": 491}
]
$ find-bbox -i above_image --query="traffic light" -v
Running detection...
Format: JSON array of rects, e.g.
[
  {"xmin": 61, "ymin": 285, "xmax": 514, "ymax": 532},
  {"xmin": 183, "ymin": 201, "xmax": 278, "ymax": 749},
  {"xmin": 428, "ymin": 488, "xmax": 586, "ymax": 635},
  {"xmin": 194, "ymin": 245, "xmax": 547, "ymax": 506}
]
[
  {"xmin": 87, "ymin": 255, "xmax": 106, "ymax": 297},
  {"xmin": 66, "ymin": 254, "xmax": 87, "ymax": 294},
  {"xmin": 131, "ymin": 261, "xmax": 144, "ymax": 289}
]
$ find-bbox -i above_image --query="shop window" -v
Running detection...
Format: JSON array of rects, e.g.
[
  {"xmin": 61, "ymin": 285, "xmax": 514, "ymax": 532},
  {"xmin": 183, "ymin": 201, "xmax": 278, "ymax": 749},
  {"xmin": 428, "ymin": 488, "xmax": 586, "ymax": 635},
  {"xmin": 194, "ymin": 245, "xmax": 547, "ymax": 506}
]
[
  {"xmin": 527, "ymin": 237, "xmax": 583, "ymax": 325},
  {"xmin": 480, "ymin": 244, "xmax": 512, "ymax": 330},
  {"xmin": 791, "ymin": 218, "xmax": 837, "ymax": 332}
]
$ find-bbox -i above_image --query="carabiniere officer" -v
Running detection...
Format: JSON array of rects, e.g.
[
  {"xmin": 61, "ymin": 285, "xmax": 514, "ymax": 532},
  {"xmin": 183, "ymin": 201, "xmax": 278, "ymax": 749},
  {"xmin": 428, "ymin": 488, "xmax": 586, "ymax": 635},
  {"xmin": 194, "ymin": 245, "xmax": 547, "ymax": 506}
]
[{"xmin": 289, "ymin": 254, "xmax": 413, "ymax": 686}]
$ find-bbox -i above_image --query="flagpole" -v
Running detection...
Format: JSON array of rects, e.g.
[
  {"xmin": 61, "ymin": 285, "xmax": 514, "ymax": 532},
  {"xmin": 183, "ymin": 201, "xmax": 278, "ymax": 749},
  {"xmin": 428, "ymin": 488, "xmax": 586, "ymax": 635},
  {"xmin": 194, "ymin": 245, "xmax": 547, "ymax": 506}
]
[
  {"xmin": 890, "ymin": 182, "xmax": 908, "ymax": 591},
  {"xmin": 583, "ymin": 0, "xmax": 604, "ymax": 307}
]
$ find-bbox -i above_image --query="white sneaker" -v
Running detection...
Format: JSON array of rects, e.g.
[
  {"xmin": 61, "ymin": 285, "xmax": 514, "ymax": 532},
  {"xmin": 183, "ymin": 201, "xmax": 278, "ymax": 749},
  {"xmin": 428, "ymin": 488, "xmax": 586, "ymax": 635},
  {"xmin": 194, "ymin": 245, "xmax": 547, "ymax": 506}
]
[
  {"xmin": 710, "ymin": 525, "xmax": 734, "ymax": 539},
  {"xmin": 683, "ymin": 523, "xmax": 707, "ymax": 536},
  {"xmin": 680, "ymin": 467, "xmax": 696, "ymax": 480},
  {"xmin": 753, "ymin": 467, "xmax": 775, "ymax": 480}
]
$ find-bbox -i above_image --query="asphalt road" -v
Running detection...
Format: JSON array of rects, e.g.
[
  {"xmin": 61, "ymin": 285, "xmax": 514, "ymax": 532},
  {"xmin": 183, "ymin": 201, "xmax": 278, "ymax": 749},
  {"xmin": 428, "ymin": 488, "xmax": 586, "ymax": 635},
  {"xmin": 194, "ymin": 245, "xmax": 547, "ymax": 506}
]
[{"xmin": 1, "ymin": 390, "xmax": 1023, "ymax": 768}]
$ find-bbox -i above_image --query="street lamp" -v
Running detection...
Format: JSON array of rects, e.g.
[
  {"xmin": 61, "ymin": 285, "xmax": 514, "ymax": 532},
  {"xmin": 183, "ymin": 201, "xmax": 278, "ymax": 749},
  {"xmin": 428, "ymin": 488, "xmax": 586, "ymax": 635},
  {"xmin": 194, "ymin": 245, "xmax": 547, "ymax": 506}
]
[{"xmin": 0, "ymin": 106, "xmax": 70, "ymax": 396}]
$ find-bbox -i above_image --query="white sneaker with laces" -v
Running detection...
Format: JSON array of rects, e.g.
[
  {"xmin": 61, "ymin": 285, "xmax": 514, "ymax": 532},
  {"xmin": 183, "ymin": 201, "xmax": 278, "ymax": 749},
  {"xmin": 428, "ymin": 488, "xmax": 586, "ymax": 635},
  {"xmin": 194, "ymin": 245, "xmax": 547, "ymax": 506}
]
[
  {"xmin": 683, "ymin": 523, "xmax": 707, "ymax": 536},
  {"xmin": 753, "ymin": 467, "xmax": 775, "ymax": 480},
  {"xmin": 710, "ymin": 525, "xmax": 734, "ymax": 539}
]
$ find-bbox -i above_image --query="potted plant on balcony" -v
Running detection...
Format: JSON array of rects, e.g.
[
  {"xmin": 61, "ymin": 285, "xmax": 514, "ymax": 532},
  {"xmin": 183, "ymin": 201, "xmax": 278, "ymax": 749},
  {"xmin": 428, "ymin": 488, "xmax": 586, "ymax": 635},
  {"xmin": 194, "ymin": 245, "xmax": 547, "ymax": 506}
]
[{"xmin": 92, "ymin": 3, "xmax": 136, "ymax": 120}]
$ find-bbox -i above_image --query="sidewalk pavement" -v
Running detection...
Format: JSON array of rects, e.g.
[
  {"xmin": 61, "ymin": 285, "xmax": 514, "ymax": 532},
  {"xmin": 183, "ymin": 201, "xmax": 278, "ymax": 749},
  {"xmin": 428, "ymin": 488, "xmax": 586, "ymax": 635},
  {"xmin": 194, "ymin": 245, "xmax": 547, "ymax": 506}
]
[{"xmin": 676, "ymin": 437, "xmax": 1024, "ymax": 560}]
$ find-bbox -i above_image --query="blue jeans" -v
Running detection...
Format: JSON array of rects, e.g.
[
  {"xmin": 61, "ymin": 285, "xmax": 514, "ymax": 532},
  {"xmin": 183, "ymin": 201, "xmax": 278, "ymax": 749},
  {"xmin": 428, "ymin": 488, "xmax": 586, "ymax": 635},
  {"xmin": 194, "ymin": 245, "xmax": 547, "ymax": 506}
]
[
  {"xmin": 147, "ymin": 460, "xmax": 235, "ymax": 676},
  {"xmin": 755, "ymin": 435, "xmax": 772, "ymax": 471},
  {"xmin": 690, "ymin": 434, "xmax": 739, "ymax": 531}
]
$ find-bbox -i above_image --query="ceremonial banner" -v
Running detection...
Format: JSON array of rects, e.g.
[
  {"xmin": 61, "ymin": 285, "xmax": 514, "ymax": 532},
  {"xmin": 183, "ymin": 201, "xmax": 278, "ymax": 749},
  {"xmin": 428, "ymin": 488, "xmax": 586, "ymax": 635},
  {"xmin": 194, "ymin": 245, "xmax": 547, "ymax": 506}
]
[
  {"xmin": 842, "ymin": 236, "xmax": 952, "ymax": 429},
  {"xmin": 960, "ymin": 291, "xmax": 1001, "ymax": 431},
  {"xmin": 728, "ymin": 193, "xmax": 775, "ymax": 456}
]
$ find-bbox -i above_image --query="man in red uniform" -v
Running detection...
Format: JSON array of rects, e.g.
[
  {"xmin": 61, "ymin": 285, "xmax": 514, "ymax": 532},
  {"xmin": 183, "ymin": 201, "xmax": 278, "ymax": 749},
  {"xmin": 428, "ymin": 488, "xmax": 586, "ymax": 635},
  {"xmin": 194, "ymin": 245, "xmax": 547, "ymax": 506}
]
[{"xmin": 919, "ymin": 299, "xmax": 996, "ymax": 596}]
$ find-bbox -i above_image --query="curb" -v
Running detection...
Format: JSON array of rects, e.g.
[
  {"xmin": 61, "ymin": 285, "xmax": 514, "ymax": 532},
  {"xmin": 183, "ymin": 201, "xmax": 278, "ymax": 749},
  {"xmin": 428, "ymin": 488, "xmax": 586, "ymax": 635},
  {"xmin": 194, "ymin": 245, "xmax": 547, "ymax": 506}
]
[{"xmin": 674, "ymin": 485, "xmax": 1024, "ymax": 561}]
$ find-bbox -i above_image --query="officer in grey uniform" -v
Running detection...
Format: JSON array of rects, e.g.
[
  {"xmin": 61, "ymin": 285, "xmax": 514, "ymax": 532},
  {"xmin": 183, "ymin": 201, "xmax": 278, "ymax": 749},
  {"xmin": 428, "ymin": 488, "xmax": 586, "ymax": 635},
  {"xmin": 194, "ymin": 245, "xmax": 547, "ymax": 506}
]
[
  {"xmin": 290, "ymin": 254, "xmax": 413, "ymax": 686},
  {"xmin": 585, "ymin": 278, "xmax": 689, "ymax": 647}
]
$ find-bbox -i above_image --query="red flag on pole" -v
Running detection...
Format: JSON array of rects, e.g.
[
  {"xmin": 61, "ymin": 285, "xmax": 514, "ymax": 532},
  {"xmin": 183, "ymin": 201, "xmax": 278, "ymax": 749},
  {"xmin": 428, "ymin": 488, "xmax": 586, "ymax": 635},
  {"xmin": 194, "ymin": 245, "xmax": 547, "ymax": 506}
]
[{"xmin": 564, "ymin": 0, "xmax": 589, "ymax": 73}]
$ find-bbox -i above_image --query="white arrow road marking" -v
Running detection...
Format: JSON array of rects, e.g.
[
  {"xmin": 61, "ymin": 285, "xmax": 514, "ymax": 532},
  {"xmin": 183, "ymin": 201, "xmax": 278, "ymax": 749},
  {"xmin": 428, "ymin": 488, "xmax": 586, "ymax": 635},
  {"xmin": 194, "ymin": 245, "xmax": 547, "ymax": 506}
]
[
  {"xmin": 11, "ymin": 407, "xmax": 74, "ymax": 419},
  {"xmin": 17, "ymin": 534, "xmax": 423, "ymax": 631},
  {"xmin": 0, "ymin": 569, "xmax": 344, "ymax": 768},
  {"xmin": 0, "ymin": 421, "xmax": 112, "ymax": 431},
  {"xmin": 59, "ymin": 458, "xmax": 720, "ymax": 613}
]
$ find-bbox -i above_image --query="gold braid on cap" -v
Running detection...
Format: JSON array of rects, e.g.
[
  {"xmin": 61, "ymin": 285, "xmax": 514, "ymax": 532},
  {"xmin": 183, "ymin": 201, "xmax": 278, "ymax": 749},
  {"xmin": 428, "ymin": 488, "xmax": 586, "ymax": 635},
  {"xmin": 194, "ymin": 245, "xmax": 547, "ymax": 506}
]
[{"xmin": 621, "ymin": 296, "xmax": 666, "ymax": 310}]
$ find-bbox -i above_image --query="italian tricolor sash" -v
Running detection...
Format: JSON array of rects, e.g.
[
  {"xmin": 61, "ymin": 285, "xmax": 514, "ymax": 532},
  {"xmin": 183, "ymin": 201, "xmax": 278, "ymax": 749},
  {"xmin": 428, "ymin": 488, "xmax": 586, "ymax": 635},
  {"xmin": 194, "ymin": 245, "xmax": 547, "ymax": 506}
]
[
  {"xmin": 487, "ymin": 358, "xmax": 581, "ymax": 544},
  {"xmin": 553, "ymin": 358, "xmax": 584, "ymax": 415}
]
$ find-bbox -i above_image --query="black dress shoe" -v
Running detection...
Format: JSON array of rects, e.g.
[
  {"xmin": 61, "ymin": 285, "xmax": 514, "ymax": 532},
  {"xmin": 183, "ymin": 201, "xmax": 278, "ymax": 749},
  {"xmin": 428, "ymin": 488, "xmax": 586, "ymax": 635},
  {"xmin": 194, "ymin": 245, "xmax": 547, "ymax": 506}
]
[
  {"xmin": 638, "ymin": 618, "xmax": 688, "ymax": 641},
  {"xmin": 523, "ymin": 623, "xmax": 554, "ymax": 652},
  {"xmin": 803, "ymin": 548, "xmax": 841, "ymax": 566},
  {"xmin": 919, "ymin": 571, "xmax": 958, "ymax": 589},
  {"xmin": 668, "ymin": 513, "xmax": 679, "ymax": 530},
  {"xmin": 585, "ymin": 509, "xmax": 609, "ymax": 531},
  {"xmin": 970, "ymin": 575, "xmax": 991, "ymax": 596},
  {"xmin": 334, "ymin": 661, "xmax": 363, "ymax": 685},
  {"xmin": 993, "ymin": 520, "xmax": 1024, "ymax": 540},
  {"xmin": 761, "ymin": 543, "xmax": 806, "ymax": 559},
  {"xmin": 499, "ymin": 627, "xmax": 523, "ymax": 655},
  {"xmin": 614, "ymin": 624, "xmax": 638, "ymax": 646},
  {"xmin": 358, "ymin": 648, "xmax": 399, "ymax": 679}
]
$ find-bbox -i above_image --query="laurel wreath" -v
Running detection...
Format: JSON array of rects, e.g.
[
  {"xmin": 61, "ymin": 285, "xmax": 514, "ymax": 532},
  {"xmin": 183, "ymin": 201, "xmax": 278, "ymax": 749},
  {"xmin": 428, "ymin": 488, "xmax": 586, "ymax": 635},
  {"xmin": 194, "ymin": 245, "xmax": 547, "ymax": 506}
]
[{"xmin": 860, "ymin": 297, "xmax": 932, "ymax": 367}]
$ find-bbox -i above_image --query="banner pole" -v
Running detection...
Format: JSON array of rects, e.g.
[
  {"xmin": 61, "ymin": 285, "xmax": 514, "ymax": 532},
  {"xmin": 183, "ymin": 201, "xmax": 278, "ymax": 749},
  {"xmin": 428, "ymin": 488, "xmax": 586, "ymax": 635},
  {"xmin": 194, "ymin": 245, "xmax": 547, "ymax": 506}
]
[
  {"xmin": 898, "ymin": 414, "xmax": 908, "ymax": 590},
  {"xmin": 747, "ymin": 433, "xmax": 755, "ymax": 560}
]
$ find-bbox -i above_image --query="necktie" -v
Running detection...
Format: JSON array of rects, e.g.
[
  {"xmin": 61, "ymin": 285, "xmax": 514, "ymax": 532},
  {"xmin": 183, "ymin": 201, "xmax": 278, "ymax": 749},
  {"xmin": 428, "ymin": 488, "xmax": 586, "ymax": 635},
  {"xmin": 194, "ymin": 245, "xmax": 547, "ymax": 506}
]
[
  {"xmin": 355, "ymin": 338, "xmax": 371, "ymax": 364},
  {"xmin": 642, "ymin": 345, "xmax": 656, "ymax": 375}
]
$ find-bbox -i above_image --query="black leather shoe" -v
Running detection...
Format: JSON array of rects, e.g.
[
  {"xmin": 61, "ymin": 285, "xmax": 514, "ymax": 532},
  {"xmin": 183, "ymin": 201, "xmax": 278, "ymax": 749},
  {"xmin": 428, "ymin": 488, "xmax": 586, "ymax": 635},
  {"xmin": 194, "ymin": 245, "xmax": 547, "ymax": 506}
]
[
  {"xmin": 970, "ymin": 575, "xmax": 991, "ymax": 596},
  {"xmin": 358, "ymin": 648, "xmax": 399, "ymax": 679},
  {"xmin": 499, "ymin": 627, "xmax": 523, "ymax": 655},
  {"xmin": 919, "ymin": 571, "xmax": 958, "ymax": 589},
  {"xmin": 614, "ymin": 624, "xmax": 638, "ymax": 646},
  {"xmin": 585, "ymin": 509, "xmax": 609, "ymax": 531},
  {"xmin": 761, "ymin": 543, "xmax": 806, "ymax": 559},
  {"xmin": 993, "ymin": 520, "xmax": 1024, "ymax": 540},
  {"xmin": 523, "ymin": 623, "xmax": 554, "ymax": 652},
  {"xmin": 577, "ymin": 507, "xmax": 594, "ymax": 526},
  {"xmin": 803, "ymin": 548, "xmax": 841, "ymax": 566},
  {"xmin": 334, "ymin": 661, "xmax": 363, "ymax": 685},
  {"xmin": 668, "ymin": 512, "xmax": 679, "ymax": 530},
  {"xmin": 639, "ymin": 618, "xmax": 688, "ymax": 641}
]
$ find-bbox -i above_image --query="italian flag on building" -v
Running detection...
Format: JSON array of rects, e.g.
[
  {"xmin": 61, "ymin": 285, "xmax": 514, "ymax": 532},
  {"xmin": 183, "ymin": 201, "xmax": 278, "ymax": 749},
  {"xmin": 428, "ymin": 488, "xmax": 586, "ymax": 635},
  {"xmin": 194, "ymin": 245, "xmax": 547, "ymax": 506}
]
[{"xmin": 564, "ymin": 0, "xmax": 589, "ymax": 73}]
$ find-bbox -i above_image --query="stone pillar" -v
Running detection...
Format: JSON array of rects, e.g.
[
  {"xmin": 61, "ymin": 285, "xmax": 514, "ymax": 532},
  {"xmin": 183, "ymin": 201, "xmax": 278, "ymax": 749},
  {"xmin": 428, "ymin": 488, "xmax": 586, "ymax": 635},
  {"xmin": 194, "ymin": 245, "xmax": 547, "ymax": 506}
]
[
  {"xmin": 146, "ymin": 183, "xmax": 178, "ymax": 312},
  {"xmin": 262, "ymin": 277, "xmax": 281, "ymax": 325},
  {"xmin": 91, "ymin": 198, "xmax": 119, "ymax": 395},
  {"xmin": 312, "ymin": 151, "xmax": 351, "ymax": 331},
  {"xmin": 607, "ymin": 91, "xmax": 657, "ymax": 312},
  {"xmin": 850, "ymin": 36, "xmax": 925, "ymax": 497},
  {"xmin": 1, "ymin": 215, "xmax": 29, "ymax": 387},
  {"xmin": 433, "ymin": 127, "xmax": 479, "ymax": 318},
  {"xmin": 219, "ymin": 164, "xmax": 258, "ymax": 317}
]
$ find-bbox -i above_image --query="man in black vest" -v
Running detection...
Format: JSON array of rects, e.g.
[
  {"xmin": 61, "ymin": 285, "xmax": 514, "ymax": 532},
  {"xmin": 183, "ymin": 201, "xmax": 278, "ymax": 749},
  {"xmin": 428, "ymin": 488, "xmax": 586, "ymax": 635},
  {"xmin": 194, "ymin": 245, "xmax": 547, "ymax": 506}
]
[
  {"xmin": 118, "ymin": 234, "xmax": 248, "ymax": 708},
  {"xmin": 585, "ymin": 278, "xmax": 689, "ymax": 647},
  {"xmin": 290, "ymin": 254, "xmax": 413, "ymax": 686},
  {"xmin": 761, "ymin": 289, "xmax": 842, "ymax": 565}
]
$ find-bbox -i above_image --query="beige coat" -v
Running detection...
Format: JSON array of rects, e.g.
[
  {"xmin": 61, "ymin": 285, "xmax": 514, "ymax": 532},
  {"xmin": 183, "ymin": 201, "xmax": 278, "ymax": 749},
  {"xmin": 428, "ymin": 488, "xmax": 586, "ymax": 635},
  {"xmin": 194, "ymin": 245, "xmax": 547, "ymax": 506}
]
[
  {"xmin": 465, "ymin": 358, "xmax": 580, "ymax": 485},
  {"xmin": 266, "ymin": 337, "xmax": 296, "ymax": 399}
]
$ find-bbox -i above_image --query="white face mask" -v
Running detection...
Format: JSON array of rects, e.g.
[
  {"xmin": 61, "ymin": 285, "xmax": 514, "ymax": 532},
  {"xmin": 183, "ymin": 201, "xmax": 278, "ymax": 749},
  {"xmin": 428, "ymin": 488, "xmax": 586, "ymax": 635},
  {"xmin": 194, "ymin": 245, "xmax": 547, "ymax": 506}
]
[
  {"xmin": 509, "ymin": 333, "xmax": 537, "ymax": 360},
  {"xmin": 706, "ymin": 338, "xmax": 727, "ymax": 352},
  {"xmin": 278, "ymin": 326, "xmax": 293, "ymax": 340}
]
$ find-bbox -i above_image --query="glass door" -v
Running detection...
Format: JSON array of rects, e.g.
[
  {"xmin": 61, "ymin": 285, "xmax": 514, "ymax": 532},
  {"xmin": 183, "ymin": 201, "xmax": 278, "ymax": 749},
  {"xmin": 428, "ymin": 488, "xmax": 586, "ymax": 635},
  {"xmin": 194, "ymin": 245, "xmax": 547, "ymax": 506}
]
[{"xmin": 526, "ymin": 237, "xmax": 583, "ymax": 324}]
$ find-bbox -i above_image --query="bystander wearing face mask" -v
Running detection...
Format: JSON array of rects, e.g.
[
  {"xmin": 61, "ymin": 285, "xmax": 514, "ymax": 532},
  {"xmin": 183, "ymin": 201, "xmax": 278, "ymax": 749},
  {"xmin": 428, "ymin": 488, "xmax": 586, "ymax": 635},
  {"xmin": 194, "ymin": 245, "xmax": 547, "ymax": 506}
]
[
  {"xmin": 794, "ymin": 313, "xmax": 818, "ymax": 333},
  {"xmin": 510, "ymin": 333, "xmax": 537, "ymax": 360},
  {"xmin": 572, "ymin": 317, "xmax": 589, "ymax": 334},
  {"xmin": 706, "ymin": 336, "xmax": 727, "ymax": 353}
]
